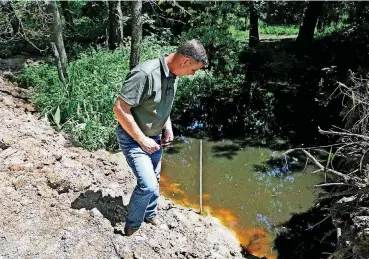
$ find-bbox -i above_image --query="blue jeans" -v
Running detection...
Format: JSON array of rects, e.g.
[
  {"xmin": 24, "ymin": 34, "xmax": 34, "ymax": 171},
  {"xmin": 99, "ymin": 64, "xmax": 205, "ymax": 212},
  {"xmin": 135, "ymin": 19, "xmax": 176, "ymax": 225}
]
[{"xmin": 116, "ymin": 125, "xmax": 162, "ymax": 229}]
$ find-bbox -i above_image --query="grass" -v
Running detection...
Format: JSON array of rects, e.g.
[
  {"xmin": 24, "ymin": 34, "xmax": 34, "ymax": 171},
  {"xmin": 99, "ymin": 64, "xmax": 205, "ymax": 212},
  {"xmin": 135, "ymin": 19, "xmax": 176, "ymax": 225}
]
[
  {"xmin": 260, "ymin": 25, "xmax": 299, "ymax": 37},
  {"xmin": 18, "ymin": 36, "xmax": 241, "ymax": 150},
  {"xmin": 230, "ymin": 21, "xmax": 351, "ymax": 40},
  {"xmin": 17, "ymin": 20, "xmax": 354, "ymax": 151},
  {"xmin": 229, "ymin": 24, "xmax": 299, "ymax": 40},
  {"xmin": 315, "ymin": 21, "xmax": 352, "ymax": 39},
  {"xmin": 18, "ymin": 37, "xmax": 175, "ymax": 150}
]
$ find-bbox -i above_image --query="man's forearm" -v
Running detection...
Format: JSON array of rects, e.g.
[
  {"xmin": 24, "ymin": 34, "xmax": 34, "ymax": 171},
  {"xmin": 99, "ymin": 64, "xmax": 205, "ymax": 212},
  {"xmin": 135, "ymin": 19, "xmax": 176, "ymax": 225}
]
[
  {"xmin": 163, "ymin": 116, "xmax": 173, "ymax": 130},
  {"xmin": 113, "ymin": 97, "xmax": 146, "ymax": 144}
]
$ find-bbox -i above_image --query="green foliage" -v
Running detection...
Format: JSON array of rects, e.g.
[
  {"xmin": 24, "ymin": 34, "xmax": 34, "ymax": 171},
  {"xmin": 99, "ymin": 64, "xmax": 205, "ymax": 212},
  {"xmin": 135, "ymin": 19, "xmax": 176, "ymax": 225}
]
[
  {"xmin": 68, "ymin": 0, "xmax": 88, "ymax": 17},
  {"xmin": 63, "ymin": 120, "xmax": 116, "ymax": 150},
  {"xmin": 242, "ymin": 85, "xmax": 276, "ymax": 138},
  {"xmin": 260, "ymin": 1, "xmax": 305, "ymax": 25},
  {"xmin": 259, "ymin": 24, "xmax": 299, "ymax": 36},
  {"xmin": 230, "ymin": 24, "xmax": 300, "ymax": 40},
  {"xmin": 172, "ymin": 69, "xmax": 254, "ymax": 138},
  {"xmin": 315, "ymin": 22, "xmax": 352, "ymax": 38},
  {"xmin": 180, "ymin": 2, "xmax": 245, "ymax": 74},
  {"xmin": 18, "ymin": 37, "xmax": 175, "ymax": 150},
  {"xmin": 0, "ymin": 2, "xmax": 50, "ymax": 56},
  {"xmin": 229, "ymin": 25, "xmax": 248, "ymax": 40},
  {"xmin": 6, "ymin": 0, "xmax": 364, "ymax": 150}
]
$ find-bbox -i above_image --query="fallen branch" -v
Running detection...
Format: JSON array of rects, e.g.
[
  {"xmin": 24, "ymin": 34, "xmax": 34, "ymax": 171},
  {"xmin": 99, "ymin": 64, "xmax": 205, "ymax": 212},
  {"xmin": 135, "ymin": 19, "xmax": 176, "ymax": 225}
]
[
  {"xmin": 306, "ymin": 214, "xmax": 331, "ymax": 230},
  {"xmin": 301, "ymin": 149, "xmax": 352, "ymax": 182},
  {"xmin": 311, "ymin": 169, "xmax": 323, "ymax": 174},
  {"xmin": 318, "ymin": 126, "xmax": 369, "ymax": 141},
  {"xmin": 283, "ymin": 148, "xmax": 366, "ymax": 187},
  {"xmin": 319, "ymin": 188, "xmax": 369, "ymax": 199},
  {"xmin": 314, "ymin": 183, "xmax": 357, "ymax": 188},
  {"xmin": 320, "ymin": 229, "xmax": 336, "ymax": 244}
]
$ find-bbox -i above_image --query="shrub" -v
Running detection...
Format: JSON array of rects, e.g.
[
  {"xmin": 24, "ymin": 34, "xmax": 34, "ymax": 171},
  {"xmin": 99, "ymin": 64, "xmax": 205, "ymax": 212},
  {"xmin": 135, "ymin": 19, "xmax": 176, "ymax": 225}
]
[{"xmin": 18, "ymin": 37, "xmax": 175, "ymax": 150}]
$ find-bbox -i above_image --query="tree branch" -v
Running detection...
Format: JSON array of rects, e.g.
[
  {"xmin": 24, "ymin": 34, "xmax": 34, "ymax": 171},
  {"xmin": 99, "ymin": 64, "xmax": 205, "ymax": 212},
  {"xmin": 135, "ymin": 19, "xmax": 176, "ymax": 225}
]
[
  {"xmin": 283, "ymin": 148, "xmax": 366, "ymax": 187},
  {"xmin": 318, "ymin": 126, "xmax": 369, "ymax": 141},
  {"xmin": 314, "ymin": 183, "xmax": 357, "ymax": 188},
  {"xmin": 319, "ymin": 188, "xmax": 369, "ymax": 199}
]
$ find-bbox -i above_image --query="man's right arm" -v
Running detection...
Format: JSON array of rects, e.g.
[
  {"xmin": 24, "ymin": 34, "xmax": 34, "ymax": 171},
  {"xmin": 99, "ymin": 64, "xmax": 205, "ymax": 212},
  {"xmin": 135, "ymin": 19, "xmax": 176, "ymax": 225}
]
[{"xmin": 113, "ymin": 97, "xmax": 160, "ymax": 153}]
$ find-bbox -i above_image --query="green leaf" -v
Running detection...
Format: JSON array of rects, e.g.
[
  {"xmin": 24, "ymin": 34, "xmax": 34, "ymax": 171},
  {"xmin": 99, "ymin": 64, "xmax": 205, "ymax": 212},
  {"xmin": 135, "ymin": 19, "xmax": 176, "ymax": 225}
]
[
  {"xmin": 360, "ymin": 149, "xmax": 369, "ymax": 173},
  {"xmin": 54, "ymin": 106, "xmax": 61, "ymax": 129}
]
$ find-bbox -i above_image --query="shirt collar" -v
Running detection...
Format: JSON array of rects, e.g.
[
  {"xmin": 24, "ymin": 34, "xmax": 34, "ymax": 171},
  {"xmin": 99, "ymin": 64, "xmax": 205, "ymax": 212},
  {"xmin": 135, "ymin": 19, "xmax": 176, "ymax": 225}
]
[{"xmin": 159, "ymin": 55, "xmax": 176, "ymax": 79}]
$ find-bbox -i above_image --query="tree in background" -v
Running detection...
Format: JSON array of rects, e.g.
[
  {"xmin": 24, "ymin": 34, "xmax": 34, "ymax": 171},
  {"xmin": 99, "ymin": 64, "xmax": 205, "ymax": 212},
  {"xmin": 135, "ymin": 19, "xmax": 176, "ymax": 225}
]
[
  {"xmin": 248, "ymin": 1, "xmax": 259, "ymax": 47},
  {"xmin": 47, "ymin": 0, "xmax": 68, "ymax": 84},
  {"xmin": 130, "ymin": 0, "xmax": 142, "ymax": 69},
  {"xmin": 0, "ymin": 1, "xmax": 23, "ymax": 36},
  {"xmin": 60, "ymin": 1, "xmax": 75, "ymax": 33},
  {"xmin": 108, "ymin": 0, "xmax": 124, "ymax": 50},
  {"xmin": 295, "ymin": 1, "xmax": 323, "ymax": 49},
  {"xmin": 262, "ymin": 1, "xmax": 305, "ymax": 26}
]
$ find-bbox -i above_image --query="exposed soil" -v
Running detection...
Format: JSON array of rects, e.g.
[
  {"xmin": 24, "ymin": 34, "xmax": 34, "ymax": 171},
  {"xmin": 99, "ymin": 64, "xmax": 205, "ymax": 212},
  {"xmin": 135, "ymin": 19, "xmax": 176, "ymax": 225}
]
[{"xmin": 0, "ymin": 74, "xmax": 251, "ymax": 259}]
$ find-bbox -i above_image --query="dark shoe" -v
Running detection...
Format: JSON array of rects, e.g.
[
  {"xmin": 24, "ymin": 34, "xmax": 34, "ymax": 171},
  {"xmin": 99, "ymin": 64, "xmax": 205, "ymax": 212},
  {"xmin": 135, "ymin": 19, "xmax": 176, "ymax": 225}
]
[
  {"xmin": 144, "ymin": 218, "xmax": 158, "ymax": 226},
  {"xmin": 124, "ymin": 226, "xmax": 139, "ymax": 236}
]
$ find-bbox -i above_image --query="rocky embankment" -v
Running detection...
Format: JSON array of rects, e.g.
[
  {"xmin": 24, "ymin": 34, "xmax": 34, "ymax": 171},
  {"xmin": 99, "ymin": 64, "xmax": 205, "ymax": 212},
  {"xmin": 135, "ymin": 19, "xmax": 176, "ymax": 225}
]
[{"xmin": 0, "ymin": 74, "xmax": 250, "ymax": 259}]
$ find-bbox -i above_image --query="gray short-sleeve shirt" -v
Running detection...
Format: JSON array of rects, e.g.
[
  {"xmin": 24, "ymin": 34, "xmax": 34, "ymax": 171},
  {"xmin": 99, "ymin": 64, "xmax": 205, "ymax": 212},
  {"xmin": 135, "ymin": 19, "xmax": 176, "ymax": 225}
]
[{"xmin": 119, "ymin": 56, "xmax": 178, "ymax": 136}]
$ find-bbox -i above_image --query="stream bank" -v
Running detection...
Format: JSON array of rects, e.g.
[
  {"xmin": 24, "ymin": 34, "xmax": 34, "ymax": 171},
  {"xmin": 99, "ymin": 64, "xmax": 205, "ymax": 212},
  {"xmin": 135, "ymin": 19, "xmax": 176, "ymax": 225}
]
[{"xmin": 0, "ymin": 73, "xmax": 256, "ymax": 258}]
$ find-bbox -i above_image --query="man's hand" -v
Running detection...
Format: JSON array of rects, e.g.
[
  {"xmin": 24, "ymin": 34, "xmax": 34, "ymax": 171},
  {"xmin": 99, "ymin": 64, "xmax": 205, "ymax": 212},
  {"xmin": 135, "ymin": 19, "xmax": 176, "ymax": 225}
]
[
  {"xmin": 138, "ymin": 137, "xmax": 161, "ymax": 153},
  {"xmin": 161, "ymin": 127, "xmax": 174, "ymax": 147}
]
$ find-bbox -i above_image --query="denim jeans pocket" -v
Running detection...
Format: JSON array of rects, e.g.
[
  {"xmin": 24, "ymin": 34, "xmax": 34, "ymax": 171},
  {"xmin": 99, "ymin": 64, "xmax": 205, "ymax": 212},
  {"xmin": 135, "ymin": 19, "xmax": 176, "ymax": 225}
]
[
  {"xmin": 116, "ymin": 125, "xmax": 137, "ymax": 149},
  {"xmin": 116, "ymin": 124, "xmax": 162, "ymax": 155}
]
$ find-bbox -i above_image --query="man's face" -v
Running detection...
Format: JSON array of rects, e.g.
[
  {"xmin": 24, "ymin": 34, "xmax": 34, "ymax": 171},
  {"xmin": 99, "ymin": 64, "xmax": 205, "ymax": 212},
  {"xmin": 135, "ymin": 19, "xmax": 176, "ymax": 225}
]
[{"xmin": 176, "ymin": 56, "xmax": 204, "ymax": 77}]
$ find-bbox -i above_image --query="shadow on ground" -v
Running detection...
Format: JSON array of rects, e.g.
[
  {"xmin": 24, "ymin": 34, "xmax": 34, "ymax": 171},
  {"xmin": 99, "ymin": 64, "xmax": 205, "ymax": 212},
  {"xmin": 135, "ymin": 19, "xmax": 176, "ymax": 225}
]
[
  {"xmin": 274, "ymin": 199, "xmax": 336, "ymax": 259},
  {"xmin": 71, "ymin": 190, "xmax": 127, "ymax": 227}
]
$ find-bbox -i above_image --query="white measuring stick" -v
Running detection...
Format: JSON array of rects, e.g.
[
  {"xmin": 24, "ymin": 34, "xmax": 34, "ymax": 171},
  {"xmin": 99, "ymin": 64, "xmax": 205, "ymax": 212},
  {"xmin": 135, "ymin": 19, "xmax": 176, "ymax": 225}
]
[{"xmin": 200, "ymin": 139, "xmax": 203, "ymax": 214}]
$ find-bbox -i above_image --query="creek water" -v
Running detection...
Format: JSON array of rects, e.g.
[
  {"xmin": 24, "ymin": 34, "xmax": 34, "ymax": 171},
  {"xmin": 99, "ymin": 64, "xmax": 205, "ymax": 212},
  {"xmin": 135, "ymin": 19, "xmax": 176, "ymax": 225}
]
[{"xmin": 160, "ymin": 137, "xmax": 324, "ymax": 259}]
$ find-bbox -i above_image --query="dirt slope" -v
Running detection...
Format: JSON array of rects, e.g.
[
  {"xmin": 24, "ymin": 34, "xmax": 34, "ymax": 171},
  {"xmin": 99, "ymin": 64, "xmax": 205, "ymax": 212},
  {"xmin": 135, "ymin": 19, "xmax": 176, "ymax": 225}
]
[{"xmin": 0, "ymin": 75, "xmax": 248, "ymax": 259}]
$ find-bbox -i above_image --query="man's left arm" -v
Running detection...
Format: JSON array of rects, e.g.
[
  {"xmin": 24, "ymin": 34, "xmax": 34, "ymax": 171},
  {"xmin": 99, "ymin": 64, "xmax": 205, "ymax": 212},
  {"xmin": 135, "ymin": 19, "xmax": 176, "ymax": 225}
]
[{"xmin": 162, "ymin": 116, "xmax": 174, "ymax": 147}]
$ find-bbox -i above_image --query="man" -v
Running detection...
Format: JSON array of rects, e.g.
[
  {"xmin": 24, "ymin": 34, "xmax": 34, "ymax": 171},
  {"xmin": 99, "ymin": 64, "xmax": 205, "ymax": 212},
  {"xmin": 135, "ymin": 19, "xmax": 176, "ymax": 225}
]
[{"xmin": 113, "ymin": 39, "xmax": 208, "ymax": 236}]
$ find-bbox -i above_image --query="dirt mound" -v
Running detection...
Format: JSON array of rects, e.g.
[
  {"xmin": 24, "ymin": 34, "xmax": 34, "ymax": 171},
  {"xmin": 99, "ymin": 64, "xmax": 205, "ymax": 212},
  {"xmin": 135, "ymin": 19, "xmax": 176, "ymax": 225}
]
[{"xmin": 0, "ymin": 76, "xmax": 247, "ymax": 258}]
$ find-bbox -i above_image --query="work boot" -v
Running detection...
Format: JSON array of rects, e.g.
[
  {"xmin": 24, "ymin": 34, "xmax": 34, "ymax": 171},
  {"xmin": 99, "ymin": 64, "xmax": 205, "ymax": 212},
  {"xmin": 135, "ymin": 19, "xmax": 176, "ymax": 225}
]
[
  {"xmin": 124, "ymin": 226, "xmax": 139, "ymax": 236},
  {"xmin": 144, "ymin": 218, "xmax": 158, "ymax": 226}
]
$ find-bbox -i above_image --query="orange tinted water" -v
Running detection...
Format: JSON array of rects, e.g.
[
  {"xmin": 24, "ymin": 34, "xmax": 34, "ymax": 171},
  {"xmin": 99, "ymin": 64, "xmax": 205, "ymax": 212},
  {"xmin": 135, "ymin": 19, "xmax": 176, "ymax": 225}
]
[
  {"xmin": 160, "ymin": 138, "xmax": 323, "ymax": 258},
  {"xmin": 161, "ymin": 174, "xmax": 276, "ymax": 259}
]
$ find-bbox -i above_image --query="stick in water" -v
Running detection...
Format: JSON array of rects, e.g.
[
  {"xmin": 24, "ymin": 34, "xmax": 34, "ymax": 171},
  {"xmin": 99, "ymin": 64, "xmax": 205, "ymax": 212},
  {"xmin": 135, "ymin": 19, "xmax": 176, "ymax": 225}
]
[{"xmin": 200, "ymin": 139, "xmax": 203, "ymax": 214}]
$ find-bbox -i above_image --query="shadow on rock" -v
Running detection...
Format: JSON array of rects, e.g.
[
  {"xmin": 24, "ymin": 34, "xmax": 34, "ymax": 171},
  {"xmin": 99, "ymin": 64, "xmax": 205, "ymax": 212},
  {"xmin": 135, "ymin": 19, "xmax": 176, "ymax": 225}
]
[{"xmin": 71, "ymin": 190, "xmax": 127, "ymax": 227}]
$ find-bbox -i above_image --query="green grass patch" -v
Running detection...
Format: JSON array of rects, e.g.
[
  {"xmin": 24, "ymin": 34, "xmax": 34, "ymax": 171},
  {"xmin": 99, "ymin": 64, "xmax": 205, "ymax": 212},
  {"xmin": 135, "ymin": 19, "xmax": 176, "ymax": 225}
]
[
  {"xmin": 230, "ymin": 21, "xmax": 351, "ymax": 40},
  {"xmin": 229, "ymin": 24, "xmax": 299, "ymax": 40},
  {"xmin": 259, "ymin": 24, "xmax": 299, "ymax": 37},
  {"xmin": 18, "ymin": 37, "xmax": 175, "ymax": 150},
  {"xmin": 315, "ymin": 22, "xmax": 352, "ymax": 38}
]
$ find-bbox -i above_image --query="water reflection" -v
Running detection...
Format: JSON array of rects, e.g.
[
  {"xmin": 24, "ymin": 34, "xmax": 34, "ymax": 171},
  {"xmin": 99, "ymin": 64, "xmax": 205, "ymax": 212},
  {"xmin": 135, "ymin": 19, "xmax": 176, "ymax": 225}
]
[{"xmin": 161, "ymin": 137, "xmax": 323, "ymax": 259}]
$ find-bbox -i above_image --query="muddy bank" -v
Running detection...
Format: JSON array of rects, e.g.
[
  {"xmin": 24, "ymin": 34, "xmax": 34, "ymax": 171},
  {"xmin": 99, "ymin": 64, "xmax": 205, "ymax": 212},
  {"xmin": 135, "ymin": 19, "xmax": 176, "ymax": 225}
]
[{"xmin": 0, "ymin": 77, "xmax": 253, "ymax": 259}]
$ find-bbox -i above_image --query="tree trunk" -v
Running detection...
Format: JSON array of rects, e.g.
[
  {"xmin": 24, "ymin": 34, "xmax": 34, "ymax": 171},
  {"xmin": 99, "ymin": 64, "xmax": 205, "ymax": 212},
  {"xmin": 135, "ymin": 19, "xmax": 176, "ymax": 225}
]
[
  {"xmin": 0, "ymin": 1, "xmax": 23, "ymax": 35},
  {"xmin": 295, "ymin": 1, "xmax": 323, "ymax": 48},
  {"xmin": 244, "ymin": 16, "xmax": 248, "ymax": 32},
  {"xmin": 248, "ymin": 1, "xmax": 259, "ymax": 47},
  {"xmin": 108, "ymin": 0, "xmax": 124, "ymax": 50},
  {"xmin": 47, "ymin": 1, "xmax": 68, "ymax": 84},
  {"xmin": 130, "ymin": 0, "xmax": 142, "ymax": 69},
  {"xmin": 60, "ymin": 1, "xmax": 75, "ymax": 33}
]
